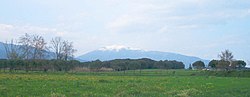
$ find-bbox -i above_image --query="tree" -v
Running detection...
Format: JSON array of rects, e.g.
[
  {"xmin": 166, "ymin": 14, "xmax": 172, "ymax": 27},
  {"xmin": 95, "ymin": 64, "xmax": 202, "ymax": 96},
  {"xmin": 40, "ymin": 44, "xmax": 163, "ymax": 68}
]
[
  {"xmin": 162, "ymin": 61, "xmax": 172, "ymax": 69},
  {"xmin": 170, "ymin": 61, "xmax": 184, "ymax": 69},
  {"xmin": 51, "ymin": 37, "xmax": 63, "ymax": 60},
  {"xmin": 31, "ymin": 35, "xmax": 47, "ymax": 59},
  {"xmin": 232, "ymin": 60, "xmax": 246, "ymax": 69},
  {"xmin": 19, "ymin": 33, "xmax": 33, "ymax": 59},
  {"xmin": 154, "ymin": 61, "xmax": 166, "ymax": 69},
  {"xmin": 208, "ymin": 60, "xmax": 217, "ymax": 68},
  {"xmin": 216, "ymin": 60, "xmax": 230, "ymax": 70},
  {"xmin": 0, "ymin": 59, "xmax": 7, "ymax": 72},
  {"xmin": 3, "ymin": 40, "xmax": 21, "ymax": 59},
  {"xmin": 19, "ymin": 33, "xmax": 47, "ymax": 60},
  {"xmin": 237, "ymin": 60, "xmax": 246, "ymax": 68},
  {"xmin": 208, "ymin": 60, "xmax": 246, "ymax": 70},
  {"xmin": 62, "ymin": 41, "xmax": 76, "ymax": 61},
  {"xmin": 218, "ymin": 49, "xmax": 233, "ymax": 61},
  {"xmin": 192, "ymin": 61, "xmax": 205, "ymax": 70},
  {"xmin": 51, "ymin": 37, "xmax": 76, "ymax": 60},
  {"xmin": 89, "ymin": 60, "xmax": 102, "ymax": 70}
]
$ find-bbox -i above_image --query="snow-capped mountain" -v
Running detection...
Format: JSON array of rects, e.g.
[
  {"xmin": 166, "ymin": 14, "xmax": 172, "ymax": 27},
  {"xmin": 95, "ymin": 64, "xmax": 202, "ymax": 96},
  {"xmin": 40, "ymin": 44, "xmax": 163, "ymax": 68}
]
[
  {"xmin": 98, "ymin": 45, "xmax": 142, "ymax": 52},
  {"xmin": 77, "ymin": 45, "xmax": 209, "ymax": 68}
]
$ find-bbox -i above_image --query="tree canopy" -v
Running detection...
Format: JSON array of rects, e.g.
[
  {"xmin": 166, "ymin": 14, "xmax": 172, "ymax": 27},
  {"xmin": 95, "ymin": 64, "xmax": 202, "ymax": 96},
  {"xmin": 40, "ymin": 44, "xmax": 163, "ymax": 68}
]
[{"xmin": 192, "ymin": 61, "xmax": 205, "ymax": 69}]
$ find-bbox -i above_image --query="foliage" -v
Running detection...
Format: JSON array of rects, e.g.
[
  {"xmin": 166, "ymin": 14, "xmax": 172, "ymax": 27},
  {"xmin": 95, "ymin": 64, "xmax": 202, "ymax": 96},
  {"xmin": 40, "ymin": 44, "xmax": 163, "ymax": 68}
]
[
  {"xmin": 84, "ymin": 58, "xmax": 185, "ymax": 71},
  {"xmin": 208, "ymin": 60, "xmax": 217, "ymax": 68},
  {"xmin": 231, "ymin": 60, "xmax": 246, "ymax": 69},
  {"xmin": 0, "ymin": 58, "xmax": 184, "ymax": 72},
  {"xmin": 208, "ymin": 60, "xmax": 246, "ymax": 70},
  {"xmin": 0, "ymin": 59, "xmax": 81, "ymax": 72},
  {"xmin": 192, "ymin": 61, "xmax": 205, "ymax": 69}
]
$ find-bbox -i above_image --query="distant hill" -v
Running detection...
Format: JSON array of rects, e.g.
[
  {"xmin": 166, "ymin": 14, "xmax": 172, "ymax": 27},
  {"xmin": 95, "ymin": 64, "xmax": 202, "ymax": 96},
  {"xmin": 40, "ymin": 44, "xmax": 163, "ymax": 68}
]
[
  {"xmin": 1, "ymin": 43, "xmax": 210, "ymax": 68},
  {"xmin": 0, "ymin": 42, "xmax": 55, "ymax": 59},
  {"xmin": 77, "ymin": 45, "xmax": 210, "ymax": 68},
  {"xmin": 0, "ymin": 42, "xmax": 7, "ymax": 59}
]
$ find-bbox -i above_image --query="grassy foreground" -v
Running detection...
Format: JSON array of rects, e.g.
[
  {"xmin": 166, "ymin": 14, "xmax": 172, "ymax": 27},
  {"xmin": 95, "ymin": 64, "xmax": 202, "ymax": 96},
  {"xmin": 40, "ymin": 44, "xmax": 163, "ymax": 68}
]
[{"xmin": 0, "ymin": 70, "xmax": 250, "ymax": 97}]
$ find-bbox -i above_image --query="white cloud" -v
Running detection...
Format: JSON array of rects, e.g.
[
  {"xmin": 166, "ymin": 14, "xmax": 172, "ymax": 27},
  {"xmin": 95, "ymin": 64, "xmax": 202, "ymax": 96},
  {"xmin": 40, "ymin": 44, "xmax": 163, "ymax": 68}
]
[
  {"xmin": 106, "ymin": 15, "xmax": 149, "ymax": 32},
  {"xmin": 0, "ymin": 23, "xmax": 67, "ymax": 41},
  {"xmin": 1, "ymin": 0, "xmax": 250, "ymax": 60},
  {"xmin": 56, "ymin": 12, "xmax": 91, "ymax": 32},
  {"xmin": 105, "ymin": 0, "xmax": 250, "ymax": 34},
  {"xmin": 0, "ymin": 24, "xmax": 14, "ymax": 31}
]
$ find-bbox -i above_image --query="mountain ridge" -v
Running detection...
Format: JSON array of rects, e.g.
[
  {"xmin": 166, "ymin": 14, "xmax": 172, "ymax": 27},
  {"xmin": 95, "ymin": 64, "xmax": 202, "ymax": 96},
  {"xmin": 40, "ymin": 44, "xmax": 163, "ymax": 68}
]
[
  {"xmin": 0, "ymin": 43, "xmax": 210, "ymax": 68},
  {"xmin": 0, "ymin": 42, "xmax": 55, "ymax": 59},
  {"xmin": 0, "ymin": 42, "xmax": 7, "ymax": 59},
  {"xmin": 77, "ymin": 46, "xmax": 210, "ymax": 68}
]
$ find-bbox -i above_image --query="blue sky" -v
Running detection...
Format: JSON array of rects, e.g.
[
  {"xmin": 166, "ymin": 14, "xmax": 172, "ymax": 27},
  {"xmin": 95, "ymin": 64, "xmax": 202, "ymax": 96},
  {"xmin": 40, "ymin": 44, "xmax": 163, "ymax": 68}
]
[{"xmin": 0, "ymin": 0, "xmax": 250, "ymax": 63}]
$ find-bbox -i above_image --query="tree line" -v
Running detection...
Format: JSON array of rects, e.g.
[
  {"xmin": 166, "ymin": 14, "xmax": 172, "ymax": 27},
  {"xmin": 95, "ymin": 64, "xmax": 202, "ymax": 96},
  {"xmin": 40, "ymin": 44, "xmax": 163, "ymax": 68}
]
[
  {"xmin": 82, "ymin": 58, "xmax": 185, "ymax": 71},
  {"xmin": 0, "ymin": 58, "xmax": 184, "ymax": 72},
  {"xmin": 0, "ymin": 59, "xmax": 80, "ymax": 72},
  {"xmin": 191, "ymin": 50, "xmax": 247, "ymax": 70}
]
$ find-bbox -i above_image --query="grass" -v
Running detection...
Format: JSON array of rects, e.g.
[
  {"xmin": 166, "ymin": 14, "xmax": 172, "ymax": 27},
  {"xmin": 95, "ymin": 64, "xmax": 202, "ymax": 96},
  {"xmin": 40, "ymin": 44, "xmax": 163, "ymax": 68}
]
[{"xmin": 0, "ymin": 70, "xmax": 250, "ymax": 97}]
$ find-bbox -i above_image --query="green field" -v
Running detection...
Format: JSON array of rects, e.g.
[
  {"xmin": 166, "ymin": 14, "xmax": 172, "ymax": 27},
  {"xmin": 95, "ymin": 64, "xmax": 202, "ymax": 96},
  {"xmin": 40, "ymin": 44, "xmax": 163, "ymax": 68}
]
[{"xmin": 0, "ymin": 70, "xmax": 250, "ymax": 97}]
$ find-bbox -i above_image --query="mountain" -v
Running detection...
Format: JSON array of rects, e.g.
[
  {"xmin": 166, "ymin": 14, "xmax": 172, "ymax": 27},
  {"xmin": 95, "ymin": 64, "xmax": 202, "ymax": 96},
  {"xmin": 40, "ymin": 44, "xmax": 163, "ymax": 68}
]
[
  {"xmin": 0, "ymin": 42, "xmax": 55, "ymax": 59},
  {"xmin": 0, "ymin": 42, "xmax": 7, "ymax": 59},
  {"xmin": 77, "ymin": 45, "xmax": 210, "ymax": 68}
]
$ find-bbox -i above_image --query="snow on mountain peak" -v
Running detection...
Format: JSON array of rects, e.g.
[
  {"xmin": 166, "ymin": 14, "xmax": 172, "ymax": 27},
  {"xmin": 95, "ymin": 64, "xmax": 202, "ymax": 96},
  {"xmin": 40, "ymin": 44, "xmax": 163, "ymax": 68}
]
[{"xmin": 98, "ymin": 45, "xmax": 141, "ymax": 51}]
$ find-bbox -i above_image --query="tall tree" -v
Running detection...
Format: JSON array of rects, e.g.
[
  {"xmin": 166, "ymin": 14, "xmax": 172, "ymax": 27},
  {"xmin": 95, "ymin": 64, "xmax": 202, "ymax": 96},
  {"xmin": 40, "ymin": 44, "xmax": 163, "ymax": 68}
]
[
  {"xmin": 51, "ymin": 37, "xmax": 76, "ymax": 60},
  {"xmin": 218, "ymin": 49, "xmax": 234, "ymax": 61},
  {"xmin": 31, "ymin": 35, "xmax": 47, "ymax": 59},
  {"xmin": 62, "ymin": 41, "xmax": 76, "ymax": 61},
  {"xmin": 218, "ymin": 49, "xmax": 234, "ymax": 67},
  {"xmin": 51, "ymin": 37, "xmax": 63, "ymax": 60},
  {"xmin": 19, "ymin": 33, "xmax": 33, "ymax": 59}
]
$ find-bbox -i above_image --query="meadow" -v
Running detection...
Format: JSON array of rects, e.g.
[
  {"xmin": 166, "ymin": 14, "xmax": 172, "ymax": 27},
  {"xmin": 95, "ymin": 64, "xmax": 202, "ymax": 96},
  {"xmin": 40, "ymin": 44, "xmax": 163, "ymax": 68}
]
[{"xmin": 0, "ymin": 70, "xmax": 250, "ymax": 97}]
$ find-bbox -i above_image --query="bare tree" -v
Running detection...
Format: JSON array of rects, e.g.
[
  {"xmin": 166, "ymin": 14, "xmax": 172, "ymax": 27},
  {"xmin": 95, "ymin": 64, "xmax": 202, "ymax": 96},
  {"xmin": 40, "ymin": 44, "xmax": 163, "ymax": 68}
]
[
  {"xmin": 62, "ymin": 41, "xmax": 76, "ymax": 61},
  {"xmin": 31, "ymin": 35, "xmax": 47, "ymax": 59},
  {"xmin": 218, "ymin": 49, "xmax": 234, "ymax": 61},
  {"xmin": 50, "ymin": 37, "xmax": 76, "ymax": 60},
  {"xmin": 19, "ymin": 33, "xmax": 47, "ymax": 60},
  {"xmin": 19, "ymin": 33, "xmax": 33, "ymax": 59},
  {"xmin": 51, "ymin": 37, "xmax": 64, "ymax": 60},
  {"xmin": 218, "ymin": 49, "xmax": 234, "ymax": 67},
  {"xmin": 3, "ymin": 39, "xmax": 21, "ymax": 59}
]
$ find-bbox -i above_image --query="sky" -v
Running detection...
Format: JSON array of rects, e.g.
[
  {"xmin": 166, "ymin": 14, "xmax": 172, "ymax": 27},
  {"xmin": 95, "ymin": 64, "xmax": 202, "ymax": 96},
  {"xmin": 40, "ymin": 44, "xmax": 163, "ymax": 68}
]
[{"xmin": 0, "ymin": 0, "xmax": 250, "ymax": 63}]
